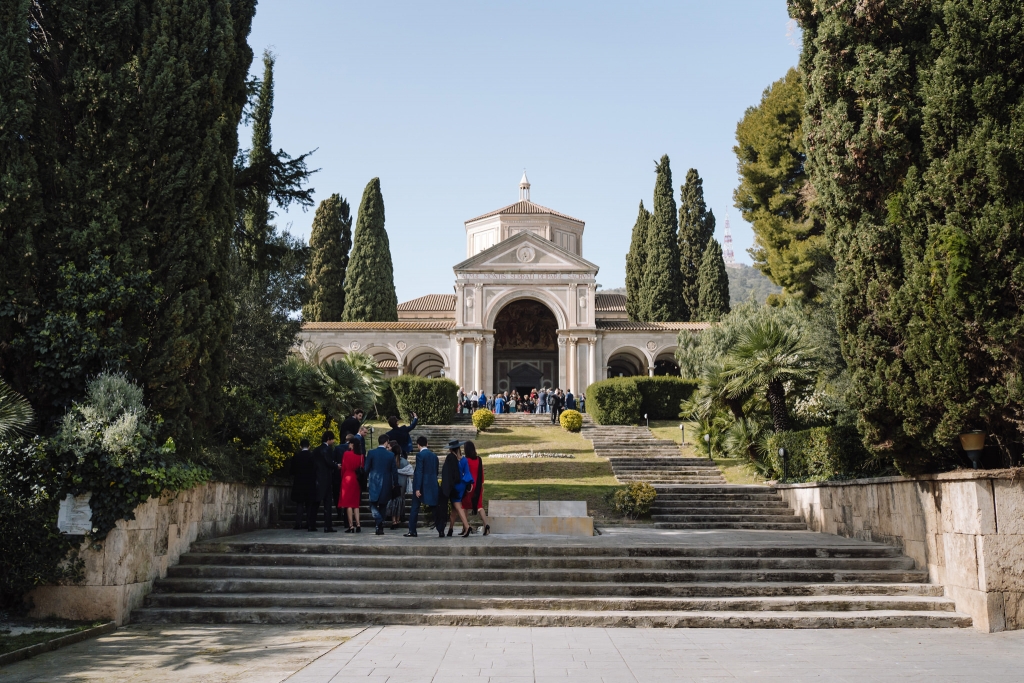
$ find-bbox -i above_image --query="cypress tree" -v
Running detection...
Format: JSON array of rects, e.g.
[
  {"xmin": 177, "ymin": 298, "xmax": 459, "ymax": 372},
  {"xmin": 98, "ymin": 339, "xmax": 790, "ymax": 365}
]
[
  {"xmin": 136, "ymin": 0, "xmax": 258, "ymax": 446},
  {"xmin": 342, "ymin": 178, "xmax": 398, "ymax": 322},
  {"xmin": 303, "ymin": 194, "xmax": 352, "ymax": 322},
  {"xmin": 241, "ymin": 50, "xmax": 275, "ymax": 269},
  {"xmin": 696, "ymin": 238, "xmax": 730, "ymax": 322},
  {"xmin": 624, "ymin": 201, "xmax": 651, "ymax": 321},
  {"xmin": 678, "ymin": 168, "xmax": 716, "ymax": 319},
  {"xmin": 642, "ymin": 156, "xmax": 685, "ymax": 322},
  {"xmin": 733, "ymin": 68, "xmax": 826, "ymax": 299}
]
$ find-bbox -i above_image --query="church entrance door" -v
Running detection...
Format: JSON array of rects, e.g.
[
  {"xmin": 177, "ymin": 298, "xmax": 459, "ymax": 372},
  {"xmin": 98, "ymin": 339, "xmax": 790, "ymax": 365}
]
[{"xmin": 492, "ymin": 299, "xmax": 558, "ymax": 394}]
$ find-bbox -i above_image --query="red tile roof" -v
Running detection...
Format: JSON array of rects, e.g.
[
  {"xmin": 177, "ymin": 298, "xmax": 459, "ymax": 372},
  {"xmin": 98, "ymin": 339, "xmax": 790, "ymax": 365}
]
[
  {"xmin": 465, "ymin": 200, "xmax": 583, "ymax": 224},
  {"xmin": 396, "ymin": 294, "xmax": 457, "ymax": 312},
  {"xmin": 301, "ymin": 321, "xmax": 454, "ymax": 331},
  {"xmin": 596, "ymin": 321, "xmax": 711, "ymax": 331},
  {"xmin": 595, "ymin": 293, "xmax": 626, "ymax": 312}
]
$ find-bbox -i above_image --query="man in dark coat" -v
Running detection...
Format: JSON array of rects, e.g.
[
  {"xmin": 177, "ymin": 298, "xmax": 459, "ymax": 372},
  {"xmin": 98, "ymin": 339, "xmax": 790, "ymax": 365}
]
[
  {"xmin": 548, "ymin": 388, "xmax": 561, "ymax": 424},
  {"xmin": 385, "ymin": 412, "xmax": 418, "ymax": 456},
  {"xmin": 289, "ymin": 439, "xmax": 317, "ymax": 531},
  {"xmin": 312, "ymin": 431, "xmax": 340, "ymax": 532},
  {"xmin": 365, "ymin": 434, "xmax": 398, "ymax": 535},
  {"xmin": 407, "ymin": 435, "xmax": 440, "ymax": 537},
  {"xmin": 340, "ymin": 409, "xmax": 364, "ymax": 440},
  {"xmin": 565, "ymin": 390, "xmax": 576, "ymax": 411}
]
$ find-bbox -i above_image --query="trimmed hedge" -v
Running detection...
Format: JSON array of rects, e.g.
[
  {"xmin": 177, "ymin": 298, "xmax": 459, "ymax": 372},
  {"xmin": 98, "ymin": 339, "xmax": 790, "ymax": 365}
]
[
  {"xmin": 762, "ymin": 425, "xmax": 868, "ymax": 481},
  {"xmin": 633, "ymin": 377, "xmax": 699, "ymax": 420},
  {"xmin": 390, "ymin": 376, "xmax": 458, "ymax": 425},
  {"xmin": 587, "ymin": 376, "xmax": 698, "ymax": 424},
  {"xmin": 587, "ymin": 378, "xmax": 642, "ymax": 425}
]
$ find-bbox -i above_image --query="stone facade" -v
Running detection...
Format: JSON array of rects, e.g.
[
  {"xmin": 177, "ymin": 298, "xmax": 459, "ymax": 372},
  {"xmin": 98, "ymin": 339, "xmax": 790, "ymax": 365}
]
[
  {"xmin": 28, "ymin": 482, "xmax": 290, "ymax": 625},
  {"xmin": 776, "ymin": 470, "xmax": 1024, "ymax": 632},
  {"xmin": 299, "ymin": 177, "xmax": 708, "ymax": 393}
]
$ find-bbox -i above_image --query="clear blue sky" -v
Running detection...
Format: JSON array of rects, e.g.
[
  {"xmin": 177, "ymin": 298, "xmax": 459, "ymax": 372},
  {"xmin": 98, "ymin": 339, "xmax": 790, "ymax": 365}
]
[{"xmin": 247, "ymin": 1, "xmax": 799, "ymax": 302}]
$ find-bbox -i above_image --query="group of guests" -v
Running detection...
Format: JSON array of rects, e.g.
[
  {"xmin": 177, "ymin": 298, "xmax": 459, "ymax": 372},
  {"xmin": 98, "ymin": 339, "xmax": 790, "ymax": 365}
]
[
  {"xmin": 457, "ymin": 387, "xmax": 583, "ymax": 420},
  {"xmin": 288, "ymin": 409, "xmax": 490, "ymax": 537}
]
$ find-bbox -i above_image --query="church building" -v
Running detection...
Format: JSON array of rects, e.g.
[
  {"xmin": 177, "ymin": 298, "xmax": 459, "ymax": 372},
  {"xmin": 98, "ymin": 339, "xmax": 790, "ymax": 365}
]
[{"xmin": 298, "ymin": 174, "xmax": 708, "ymax": 395}]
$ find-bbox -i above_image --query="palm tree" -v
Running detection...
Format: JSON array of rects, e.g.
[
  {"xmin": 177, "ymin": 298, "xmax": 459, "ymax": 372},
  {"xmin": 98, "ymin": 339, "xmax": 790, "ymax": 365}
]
[
  {"xmin": 293, "ymin": 344, "xmax": 380, "ymax": 429},
  {"xmin": 723, "ymin": 317, "xmax": 814, "ymax": 432},
  {"xmin": 0, "ymin": 378, "xmax": 34, "ymax": 440}
]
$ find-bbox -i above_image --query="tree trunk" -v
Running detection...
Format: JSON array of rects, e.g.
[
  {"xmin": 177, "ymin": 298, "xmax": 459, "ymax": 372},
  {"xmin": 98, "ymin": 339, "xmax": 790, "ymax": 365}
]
[{"xmin": 766, "ymin": 380, "xmax": 789, "ymax": 432}]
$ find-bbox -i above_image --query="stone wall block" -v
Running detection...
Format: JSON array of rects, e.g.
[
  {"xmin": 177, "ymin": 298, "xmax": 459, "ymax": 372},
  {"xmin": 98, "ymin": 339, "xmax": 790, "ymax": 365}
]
[
  {"xmin": 121, "ymin": 497, "xmax": 158, "ymax": 531},
  {"xmin": 100, "ymin": 529, "xmax": 128, "ymax": 586},
  {"xmin": 993, "ymin": 480, "xmax": 1024, "ymax": 535},
  {"xmin": 976, "ymin": 534, "xmax": 1024, "ymax": 591},
  {"xmin": 1004, "ymin": 591, "xmax": 1024, "ymax": 630},
  {"xmin": 942, "ymin": 481, "xmax": 996, "ymax": 535},
  {"xmin": 942, "ymin": 532, "xmax": 980, "ymax": 590},
  {"xmin": 155, "ymin": 505, "xmax": 170, "ymax": 555}
]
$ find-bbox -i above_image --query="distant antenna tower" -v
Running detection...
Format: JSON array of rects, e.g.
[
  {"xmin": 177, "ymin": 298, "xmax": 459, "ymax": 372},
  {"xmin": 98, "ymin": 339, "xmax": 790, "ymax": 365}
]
[{"xmin": 722, "ymin": 212, "xmax": 736, "ymax": 265}]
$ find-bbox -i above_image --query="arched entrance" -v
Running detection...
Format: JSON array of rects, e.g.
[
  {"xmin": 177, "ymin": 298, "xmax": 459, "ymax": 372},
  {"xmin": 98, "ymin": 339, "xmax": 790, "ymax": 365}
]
[
  {"xmin": 607, "ymin": 348, "xmax": 646, "ymax": 377},
  {"xmin": 654, "ymin": 350, "xmax": 681, "ymax": 376},
  {"xmin": 493, "ymin": 299, "xmax": 558, "ymax": 394}
]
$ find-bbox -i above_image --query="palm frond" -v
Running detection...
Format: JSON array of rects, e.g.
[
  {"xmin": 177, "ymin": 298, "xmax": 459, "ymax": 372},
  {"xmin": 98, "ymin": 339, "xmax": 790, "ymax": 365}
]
[{"xmin": 0, "ymin": 379, "xmax": 35, "ymax": 440}]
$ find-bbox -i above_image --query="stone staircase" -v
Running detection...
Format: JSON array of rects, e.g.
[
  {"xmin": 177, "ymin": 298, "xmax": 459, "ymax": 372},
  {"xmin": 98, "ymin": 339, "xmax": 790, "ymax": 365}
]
[
  {"xmin": 489, "ymin": 412, "xmax": 556, "ymax": 427},
  {"xmin": 132, "ymin": 532, "xmax": 970, "ymax": 628},
  {"xmin": 580, "ymin": 422, "xmax": 728, "ymax": 485},
  {"xmin": 278, "ymin": 494, "xmax": 437, "ymax": 530},
  {"xmin": 581, "ymin": 422, "xmax": 684, "ymax": 458},
  {"xmin": 651, "ymin": 486, "xmax": 807, "ymax": 530}
]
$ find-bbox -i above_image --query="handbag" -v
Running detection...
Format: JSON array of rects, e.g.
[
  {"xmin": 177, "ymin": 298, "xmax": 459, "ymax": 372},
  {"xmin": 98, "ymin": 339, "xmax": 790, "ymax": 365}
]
[{"xmin": 356, "ymin": 461, "xmax": 368, "ymax": 491}]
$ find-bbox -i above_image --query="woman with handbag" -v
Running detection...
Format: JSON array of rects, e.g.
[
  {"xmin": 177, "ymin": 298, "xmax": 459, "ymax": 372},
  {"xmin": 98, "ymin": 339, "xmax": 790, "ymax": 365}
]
[{"xmin": 339, "ymin": 434, "xmax": 364, "ymax": 533}]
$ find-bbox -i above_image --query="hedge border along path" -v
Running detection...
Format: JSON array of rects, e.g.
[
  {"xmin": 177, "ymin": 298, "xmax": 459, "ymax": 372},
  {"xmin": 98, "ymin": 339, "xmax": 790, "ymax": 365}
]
[
  {"xmin": 0, "ymin": 622, "xmax": 116, "ymax": 667},
  {"xmin": 588, "ymin": 376, "xmax": 699, "ymax": 424}
]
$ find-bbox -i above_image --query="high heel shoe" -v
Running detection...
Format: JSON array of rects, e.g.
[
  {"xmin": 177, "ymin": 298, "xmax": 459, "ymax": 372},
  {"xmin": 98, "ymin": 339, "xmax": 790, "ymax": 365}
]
[
  {"xmin": 483, "ymin": 525, "xmax": 490, "ymax": 536},
  {"xmin": 355, "ymin": 526, "xmax": 361, "ymax": 533},
  {"xmin": 446, "ymin": 525, "xmax": 454, "ymax": 537},
  {"xmin": 459, "ymin": 527, "xmax": 471, "ymax": 537}
]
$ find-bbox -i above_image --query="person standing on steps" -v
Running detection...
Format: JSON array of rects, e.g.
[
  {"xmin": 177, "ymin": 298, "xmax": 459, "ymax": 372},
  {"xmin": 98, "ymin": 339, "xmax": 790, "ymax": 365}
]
[
  {"xmin": 338, "ymin": 434, "xmax": 364, "ymax": 533},
  {"xmin": 547, "ymin": 388, "xmax": 561, "ymax": 424},
  {"xmin": 289, "ymin": 439, "xmax": 317, "ymax": 531},
  {"xmin": 478, "ymin": 391, "xmax": 487, "ymax": 412},
  {"xmin": 386, "ymin": 412, "xmax": 418, "ymax": 456},
  {"xmin": 538, "ymin": 387, "xmax": 548, "ymax": 414},
  {"xmin": 461, "ymin": 440, "xmax": 491, "ymax": 536},
  {"xmin": 388, "ymin": 442, "xmax": 414, "ymax": 529},
  {"xmin": 312, "ymin": 432, "xmax": 340, "ymax": 532},
  {"xmin": 365, "ymin": 434, "xmax": 398, "ymax": 535},
  {"xmin": 441, "ymin": 440, "xmax": 476, "ymax": 537},
  {"xmin": 565, "ymin": 389, "xmax": 576, "ymax": 411},
  {"xmin": 408, "ymin": 435, "xmax": 441, "ymax": 537},
  {"xmin": 494, "ymin": 392, "xmax": 505, "ymax": 414},
  {"xmin": 340, "ymin": 409, "xmax": 364, "ymax": 443}
]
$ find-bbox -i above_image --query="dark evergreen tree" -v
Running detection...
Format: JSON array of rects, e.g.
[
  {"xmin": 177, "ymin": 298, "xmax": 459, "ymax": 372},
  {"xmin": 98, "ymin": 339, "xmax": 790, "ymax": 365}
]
[
  {"xmin": 303, "ymin": 194, "xmax": 352, "ymax": 322},
  {"xmin": 678, "ymin": 168, "xmax": 716, "ymax": 319},
  {"xmin": 342, "ymin": 178, "xmax": 398, "ymax": 322},
  {"xmin": 733, "ymin": 68, "xmax": 826, "ymax": 299},
  {"xmin": 642, "ymin": 156, "xmax": 685, "ymax": 322},
  {"xmin": 624, "ymin": 201, "xmax": 651, "ymax": 321},
  {"xmin": 696, "ymin": 238, "xmax": 730, "ymax": 322}
]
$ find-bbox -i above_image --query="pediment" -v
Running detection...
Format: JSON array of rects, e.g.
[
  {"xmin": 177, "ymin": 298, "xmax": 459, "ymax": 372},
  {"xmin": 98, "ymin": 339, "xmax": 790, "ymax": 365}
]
[{"xmin": 453, "ymin": 232, "xmax": 598, "ymax": 274}]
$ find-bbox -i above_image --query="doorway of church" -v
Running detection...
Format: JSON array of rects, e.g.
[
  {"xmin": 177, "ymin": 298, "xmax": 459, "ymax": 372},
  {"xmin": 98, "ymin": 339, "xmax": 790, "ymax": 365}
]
[{"xmin": 493, "ymin": 299, "xmax": 558, "ymax": 395}]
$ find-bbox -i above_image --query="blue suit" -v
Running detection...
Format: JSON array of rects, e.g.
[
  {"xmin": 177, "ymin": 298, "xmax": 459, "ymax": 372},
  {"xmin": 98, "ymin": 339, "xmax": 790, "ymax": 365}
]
[
  {"xmin": 366, "ymin": 446, "xmax": 397, "ymax": 503},
  {"xmin": 409, "ymin": 447, "xmax": 442, "ymax": 535}
]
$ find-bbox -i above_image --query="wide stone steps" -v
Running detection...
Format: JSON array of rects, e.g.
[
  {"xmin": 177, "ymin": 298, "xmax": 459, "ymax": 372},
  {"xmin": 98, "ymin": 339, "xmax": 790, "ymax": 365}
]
[
  {"xmin": 133, "ymin": 536, "xmax": 969, "ymax": 628},
  {"xmin": 648, "ymin": 485, "xmax": 808, "ymax": 530},
  {"xmin": 406, "ymin": 424, "xmax": 478, "ymax": 445}
]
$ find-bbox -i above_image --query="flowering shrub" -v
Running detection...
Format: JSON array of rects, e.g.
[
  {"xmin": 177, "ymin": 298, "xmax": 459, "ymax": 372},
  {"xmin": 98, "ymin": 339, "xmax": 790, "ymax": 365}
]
[
  {"xmin": 559, "ymin": 409, "xmax": 583, "ymax": 432},
  {"xmin": 472, "ymin": 408, "xmax": 495, "ymax": 431},
  {"xmin": 264, "ymin": 411, "xmax": 339, "ymax": 474},
  {"xmin": 613, "ymin": 482, "xmax": 657, "ymax": 519}
]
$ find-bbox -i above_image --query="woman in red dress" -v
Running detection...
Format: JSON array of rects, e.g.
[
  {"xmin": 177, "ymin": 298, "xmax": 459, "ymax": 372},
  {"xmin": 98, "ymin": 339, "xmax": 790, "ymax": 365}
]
[
  {"xmin": 460, "ymin": 440, "xmax": 491, "ymax": 535},
  {"xmin": 339, "ymin": 434, "xmax": 364, "ymax": 533}
]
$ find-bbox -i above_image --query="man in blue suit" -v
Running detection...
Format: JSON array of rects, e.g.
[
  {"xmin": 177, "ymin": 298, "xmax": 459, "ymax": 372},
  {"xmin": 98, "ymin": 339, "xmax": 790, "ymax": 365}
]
[
  {"xmin": 407, "ymin": 435, "xmax": 441, "ymax": 537},
  {"xmin": 365, "ymin": 435, "xmax": 398, "ymax": 535}
]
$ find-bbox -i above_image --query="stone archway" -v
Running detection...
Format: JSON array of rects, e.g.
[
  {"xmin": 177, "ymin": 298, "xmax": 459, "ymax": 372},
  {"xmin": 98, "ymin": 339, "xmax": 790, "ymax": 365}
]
[
  {"xmin": 654, "ymin": 350, "xmax": 681, "ymax": 376},
  {"xmin": 492, "ymin": 299, "xmax": 558, "ymax": 394},
  {"xmin": 405, "ymin": 347, "xmax": 446, "ymax": 378},
  {"xmin": 607, "ymin": 347, "xmax": 647, "ymax": 378}
]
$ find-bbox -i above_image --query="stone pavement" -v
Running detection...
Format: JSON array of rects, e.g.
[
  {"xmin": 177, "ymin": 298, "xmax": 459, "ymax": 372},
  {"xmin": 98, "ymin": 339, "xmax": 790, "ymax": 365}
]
[{"xmin": 2, "ymin": 625, "xmax": 1022, "ymax": 682}]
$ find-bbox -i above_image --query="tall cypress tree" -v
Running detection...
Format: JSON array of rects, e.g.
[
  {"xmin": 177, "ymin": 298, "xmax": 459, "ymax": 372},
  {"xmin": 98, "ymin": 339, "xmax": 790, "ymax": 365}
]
[
  {"xmin": 678, "ymin": 168, "xmax": 716, "ymax": 320},
  {"xmin": 624, "ymin": 201, "xmax": 651, "ymax": 321},
  {"xmin": 342, "ymin": 178, "xmax": 397, "ymax": 322},
  {"xmin": 241, "ymin": 50, "xmax": 275, "ymax": 269},
  {"xmin": 303, "ymin": 194, "xmax": 352, "ymax": 322},
  {"xmin": 696, "ymin": 237, "xmax": 730, "ymax": 322},
  {"xmin": 642, "ymin": 156, "xmax": 685, "ymax": 322}
]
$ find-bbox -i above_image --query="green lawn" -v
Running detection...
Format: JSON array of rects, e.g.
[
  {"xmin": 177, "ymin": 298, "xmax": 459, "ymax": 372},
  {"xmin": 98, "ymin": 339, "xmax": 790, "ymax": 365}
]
[
  {"xmin": 0, "ymin": 621, "xmax": 105, "ymax": 655},
  {"xmin": 473, "ymin": 425, "xmax": 596, "ymax": 459}
]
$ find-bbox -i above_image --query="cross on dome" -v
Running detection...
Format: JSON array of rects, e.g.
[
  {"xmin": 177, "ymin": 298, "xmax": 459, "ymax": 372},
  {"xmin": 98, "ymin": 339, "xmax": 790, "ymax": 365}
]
[{"xmin": 519, "ymin": 171, "xmax": 530, "ymax": 201}]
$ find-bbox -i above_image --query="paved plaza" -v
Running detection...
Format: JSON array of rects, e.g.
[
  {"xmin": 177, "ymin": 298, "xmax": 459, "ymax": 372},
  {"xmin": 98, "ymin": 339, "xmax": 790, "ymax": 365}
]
[{"xmin": 2, "ymin": 624, "xmax": 1022, "ymax": 682}]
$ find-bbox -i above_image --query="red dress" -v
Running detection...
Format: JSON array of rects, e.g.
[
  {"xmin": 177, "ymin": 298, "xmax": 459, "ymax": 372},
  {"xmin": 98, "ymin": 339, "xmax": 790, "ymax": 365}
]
[
  {"xmin": 339, "ymin": 450, "xmax": 364, "ymax": 508},
  {"xmin": 461, "ymin": 456, "xmax": 483, "ymax": 511}
]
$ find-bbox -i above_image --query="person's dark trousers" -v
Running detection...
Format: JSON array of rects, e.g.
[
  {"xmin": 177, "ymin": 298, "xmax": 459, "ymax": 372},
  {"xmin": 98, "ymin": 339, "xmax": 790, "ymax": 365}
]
[
  {"xmin": 318, "ymin": 494, "xmax": 336, "ymax": 531},
  {"xmin": 550, "ymin": 407, "xmax": 558, "ymax": 423},
  {"xmin": 296, "ymin": 501, "xmax": 317, "ymax": 530},
  {"xmin": 408, "ymin": 499, "xmax": 420, "ymax": 535}
]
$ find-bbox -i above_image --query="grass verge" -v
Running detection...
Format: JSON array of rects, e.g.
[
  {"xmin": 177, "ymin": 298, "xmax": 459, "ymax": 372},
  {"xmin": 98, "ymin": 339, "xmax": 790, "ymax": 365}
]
[{"xmin": 0, "ymin": 621, "xmax": 107, "ymax": 656}]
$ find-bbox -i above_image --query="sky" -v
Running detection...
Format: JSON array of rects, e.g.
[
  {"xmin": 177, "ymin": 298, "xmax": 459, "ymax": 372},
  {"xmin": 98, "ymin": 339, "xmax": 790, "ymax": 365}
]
[{"xmin": 246, "ymin": 1, "xmax": 799, "ymax": 302}]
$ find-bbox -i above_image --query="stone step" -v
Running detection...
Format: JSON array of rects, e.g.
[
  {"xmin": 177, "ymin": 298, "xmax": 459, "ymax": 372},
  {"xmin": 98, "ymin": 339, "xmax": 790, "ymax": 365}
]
[
  {"xmin": 653, "ymin": 493, "xmax": 782, "ymax": 501},
  {"xmin": 131, "ymin": 606, "xmax": 971, "ymax": 628},
  {"xmin": 143, "ymin": 592, "xmax": 955, "ymax": 613},
  {"xmin": 654, "ymin": 522, "xmax": 810, "ymax": 530},
  {"xmin": 650, "ymin": 507, "xmax": 796, "ymax": 516},
  {"xmin": 650, "ymin": 501, "xmax": 792, "ymax": 510},
  {"xmin": 653, "ymin": 486, "xmax": 776, "ymax": 493},
  {"xmin": 148, "ymin": 578, "xmax": 945, "ymax": 598},
  {"xmin": 164, "ymin": 565, "xmax": 929, "ymax": 584},
  {"xmin": 175, "ymin": 553, "xmax": 916, "ymax": 571},
  {"xmin": 649, "ymin": 514, "xmax": 804, "ymax": 523}
]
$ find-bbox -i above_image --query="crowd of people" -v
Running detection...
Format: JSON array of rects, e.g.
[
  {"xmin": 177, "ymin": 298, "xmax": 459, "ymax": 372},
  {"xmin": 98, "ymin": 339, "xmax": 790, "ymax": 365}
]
[
  {"xmin": 288, "ymin": 409, "xmax": 490, "ymax": 537},
  {"xmin": 457, "ymin": 387, "xmax": 583, "ymax": 421}
]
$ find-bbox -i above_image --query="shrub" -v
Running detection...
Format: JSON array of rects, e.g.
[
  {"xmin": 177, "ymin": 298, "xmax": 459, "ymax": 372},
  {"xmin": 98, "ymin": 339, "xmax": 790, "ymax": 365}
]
[
  {"xmin": 390, "ymin": 376, "xmax": 459, "ymax": 424},
  {"xmin": 612, "ymin": 482, "xmax": 657, "ymax": 519},
  {"xmin": 633, "ymin": 376, "xmax": 699, "ymax": 419},
  {"xmin": 472, "ymin": 408, "xmax": 495, "ymax": 431},
  {"xmin": 368, "ymin": 379, "xmax": 398, "ymax": 420},
  {"xmin": 559, "ymin": 409, "xmax": 583, "ymax": 432},
  {"xmin": 587, "ymin": 378, "xmax": 643, "ymax": 425},
  {"xmin": 761, "ymin": 425, "xmax": 869, "ymax": 481},
  {"xmin": 263, "ymin": 411, "xmax": 340, "ymax": 478}
]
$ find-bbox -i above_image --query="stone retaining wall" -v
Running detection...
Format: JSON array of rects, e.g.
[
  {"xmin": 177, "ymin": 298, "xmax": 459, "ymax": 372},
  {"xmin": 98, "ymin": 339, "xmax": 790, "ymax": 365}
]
[
  {"xmin": 29, "ymin": 482, "xmax": 291, "ymax": 625},
  {"xmin": 776, "ymin": 470, "xmax": 1024, "ymax": 632}
]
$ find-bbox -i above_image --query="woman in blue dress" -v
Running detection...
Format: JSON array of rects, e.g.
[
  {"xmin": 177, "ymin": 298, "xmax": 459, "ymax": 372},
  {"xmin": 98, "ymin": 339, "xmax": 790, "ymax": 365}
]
[{"xmin": 440, "ymin": 440, "xmax": 477, "ymax": 537}]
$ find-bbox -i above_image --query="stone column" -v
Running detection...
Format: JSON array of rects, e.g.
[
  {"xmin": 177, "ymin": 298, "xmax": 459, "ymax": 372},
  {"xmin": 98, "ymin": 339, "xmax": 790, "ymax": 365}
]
[
  {"xmin": 455, "ymin": 283, "xmax": 465, "ymax": 326},
  {"xmin": 588, "ymin": 338, "xmax": 597, "ymax": 389},
  {"xmin": 474, "ymin": 337, "xmax": 483, "ymax": 393},
  {"xmin": 453, "ymin": 337, "xmax": 464, "ymax": 389},
  {"xmin": 557, "ymin": 336, "xmax": 567, "ymax": 389},
  {"xmin": 567, "ymin": 337, "xmax": 576, "ymax": 392},
  {"xmin": 484, "ymin": 336, "xmax": 494, "ymax": 394}
]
